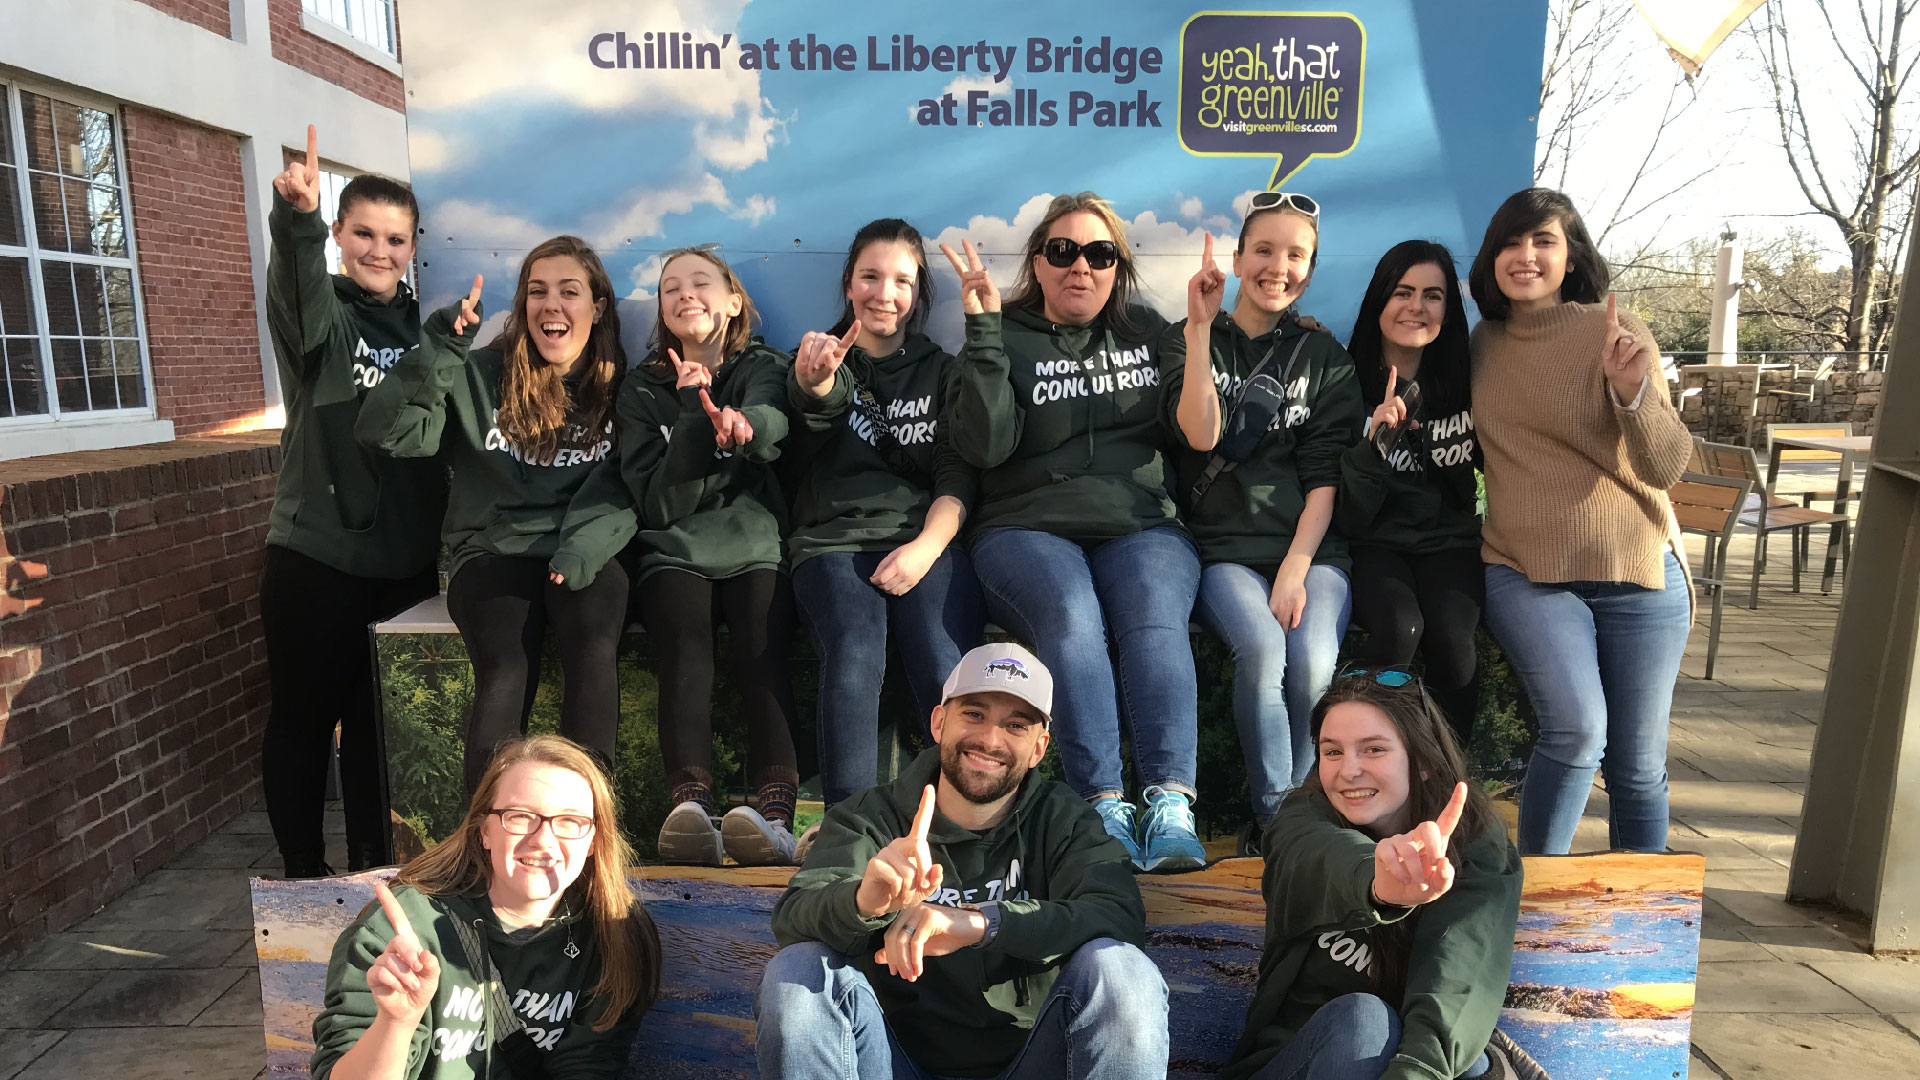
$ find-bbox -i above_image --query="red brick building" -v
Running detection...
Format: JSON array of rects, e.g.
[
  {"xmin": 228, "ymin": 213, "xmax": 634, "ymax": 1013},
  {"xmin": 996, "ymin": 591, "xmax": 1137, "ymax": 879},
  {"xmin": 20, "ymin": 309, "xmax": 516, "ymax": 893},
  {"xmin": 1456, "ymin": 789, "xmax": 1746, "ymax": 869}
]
[{"xmin": 0, "ymin": 0, "xmax": 411, "ymax": 953}]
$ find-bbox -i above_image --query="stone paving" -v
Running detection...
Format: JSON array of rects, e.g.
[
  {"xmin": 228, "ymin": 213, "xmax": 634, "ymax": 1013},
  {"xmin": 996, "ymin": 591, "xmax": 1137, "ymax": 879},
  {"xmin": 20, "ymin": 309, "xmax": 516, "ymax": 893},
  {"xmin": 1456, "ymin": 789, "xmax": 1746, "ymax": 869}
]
[{"xmin": 2, "ymin": 475, "xmax": 1917, "ymax": 1078}]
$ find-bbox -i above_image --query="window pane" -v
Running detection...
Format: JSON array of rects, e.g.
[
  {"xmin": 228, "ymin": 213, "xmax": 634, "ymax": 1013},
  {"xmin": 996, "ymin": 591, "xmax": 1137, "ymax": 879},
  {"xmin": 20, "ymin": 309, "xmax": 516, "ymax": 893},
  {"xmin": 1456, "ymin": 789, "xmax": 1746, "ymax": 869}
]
[
  {"xmin": 84, "ymin": 338, "xmax": 116, "ymax": 409},
  {"xmin": 104, "ymin": 266, "xmax": 134, "ymax": 338},
  {"xmin": 71, "ymin": 263, "xmax": 107, "ymax": 337},
  {"xmin": 28, "ymin": 170, "xmax": 67, "ymax": 252},
  {"xmin": 20, "ymin": 93, "xmax": 56, "ymax": 173},
  {"xmin": 113, "ymin": 339, "xmax": 145, "ymax": 409},
  {"xmin": 42, "ymin": 261, "xmax": 77, "ymax": 336},
  {"xmin": 2, "ymin": 337, "xmax": 48, "ymax": 417},
  {"xmin": 0, "ymin": 257, "xmax": 33, "ymax": 336},
  {"xmin": 86, "ymin": 183, "xmax": 125, "ymax": 257},
  {"xmin": 0, "ymin": 165, "xmax": 19, "ymax": 247},
  {"xmin": 22, "ymin": 93, "xmax": 115, "ymax": 183},
  {"xmin": 0, "ymin": 93, "xmax": 12, "ymax": 166},
  {"xmin": 51, "ymin": 338, "xmax": 87, "ymax": 411}
]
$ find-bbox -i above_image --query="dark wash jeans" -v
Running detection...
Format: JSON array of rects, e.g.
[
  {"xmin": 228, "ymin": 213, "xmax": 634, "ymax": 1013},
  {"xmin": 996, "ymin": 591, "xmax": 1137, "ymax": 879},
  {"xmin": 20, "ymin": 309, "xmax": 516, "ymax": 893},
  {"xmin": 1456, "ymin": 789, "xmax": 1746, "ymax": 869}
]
[
  {"xmin": 969, "ymin": 525, "xmax": 1202, "ymax": 800},
  {"xmin": 790, "ymin": 547, "xmax": 984, "ymax": 806}
]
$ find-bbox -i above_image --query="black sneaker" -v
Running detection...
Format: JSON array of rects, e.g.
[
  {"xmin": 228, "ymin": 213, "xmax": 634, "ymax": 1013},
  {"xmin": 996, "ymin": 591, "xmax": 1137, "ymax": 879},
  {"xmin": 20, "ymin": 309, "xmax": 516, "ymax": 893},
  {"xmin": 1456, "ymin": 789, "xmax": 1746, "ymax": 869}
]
[
  {"xmin": 282, "ymin": 854, "xmax": 335, "ymax": 879},
  {"xmin": 1236, "ymin": 822, "xmax": 1262, "ymax": 859}
]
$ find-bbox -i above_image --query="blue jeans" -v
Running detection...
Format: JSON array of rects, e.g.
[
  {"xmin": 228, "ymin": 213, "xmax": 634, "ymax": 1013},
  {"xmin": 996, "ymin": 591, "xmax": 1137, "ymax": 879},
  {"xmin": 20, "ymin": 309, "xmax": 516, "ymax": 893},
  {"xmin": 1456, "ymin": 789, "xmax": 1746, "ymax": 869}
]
[
  {"xmin": 754, "ymin": 939, "xmax": 1170, "ymax": 1080},
  {"xmin": 1244, "ymin": 993, "xmax": 1487, "ymax": 1080},
  {"xmin": 792, "ymin": 548, "xmax": 984, "ymax": 806},
  {"xmin": 970, "ymin": 526, "xmax": 1201, "ymax": 799},
  {"xmin": 1194, "ymin": 562, "xmax": 1352, "ymax": 823},
  {"xmin": 1483, "ymin": 552, "xmax": 1691, "ymax": 854}
]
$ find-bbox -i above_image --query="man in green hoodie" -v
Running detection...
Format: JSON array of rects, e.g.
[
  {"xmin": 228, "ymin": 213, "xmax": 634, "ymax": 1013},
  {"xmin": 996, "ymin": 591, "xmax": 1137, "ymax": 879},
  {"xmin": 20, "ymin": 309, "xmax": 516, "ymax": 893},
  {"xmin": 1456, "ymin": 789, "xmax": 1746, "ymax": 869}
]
[{"xmin": 755, "ymin": 643, "xmax": 1168, "ymax": 1079}]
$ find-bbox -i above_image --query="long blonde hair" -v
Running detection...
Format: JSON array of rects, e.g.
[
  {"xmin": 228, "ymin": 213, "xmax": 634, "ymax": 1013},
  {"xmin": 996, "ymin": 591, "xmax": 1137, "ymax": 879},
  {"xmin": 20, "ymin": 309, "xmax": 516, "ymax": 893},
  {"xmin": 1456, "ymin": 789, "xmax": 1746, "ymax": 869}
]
[
  {"xmin": 397, "ymin": 735, "xmax": 660, "ymax": 1031},
  {"xmin": 488, "ymin": 236, "xmax": 624, "ymax": 463}
]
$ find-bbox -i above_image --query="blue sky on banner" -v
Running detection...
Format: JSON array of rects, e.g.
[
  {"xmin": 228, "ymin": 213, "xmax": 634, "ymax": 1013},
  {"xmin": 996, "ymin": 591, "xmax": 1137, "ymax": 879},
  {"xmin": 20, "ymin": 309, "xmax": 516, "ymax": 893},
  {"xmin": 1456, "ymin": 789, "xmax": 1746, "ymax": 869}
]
[{"xmin": 400, "ymin": 0, "xmax": 1542, "ymax": 358}]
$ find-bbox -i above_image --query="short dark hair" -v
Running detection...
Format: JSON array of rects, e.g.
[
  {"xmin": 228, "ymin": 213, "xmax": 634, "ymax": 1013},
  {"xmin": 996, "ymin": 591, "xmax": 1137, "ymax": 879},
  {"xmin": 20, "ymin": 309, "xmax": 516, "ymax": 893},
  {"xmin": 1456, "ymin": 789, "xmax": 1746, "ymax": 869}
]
[
  {"xmin": 1467, "ymin": 187, "xmax": 1608, "ymax": 320},
  {"xmin": 336, "ymin": 173, "xmax": 419, "ymax": 233},
  {"xmin": 1346, "ymin": 240, "xmax": 1471, "ymax": 420},
  {"xmin": 829, "ymin": 218, "xmax": 936, "ymax": 339}
]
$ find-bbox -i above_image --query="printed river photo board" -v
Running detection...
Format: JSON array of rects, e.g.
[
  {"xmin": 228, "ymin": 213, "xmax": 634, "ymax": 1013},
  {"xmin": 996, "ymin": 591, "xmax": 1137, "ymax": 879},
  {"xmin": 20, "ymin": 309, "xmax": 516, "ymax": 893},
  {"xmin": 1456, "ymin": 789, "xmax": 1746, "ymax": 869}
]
[
  {"xmin": 251, "ymin": 853, "xmax": 1703, "ymax": 1079},
  {"xmin": 392, "ymin": 0, "xmax": 1545, "ymax": 362}
]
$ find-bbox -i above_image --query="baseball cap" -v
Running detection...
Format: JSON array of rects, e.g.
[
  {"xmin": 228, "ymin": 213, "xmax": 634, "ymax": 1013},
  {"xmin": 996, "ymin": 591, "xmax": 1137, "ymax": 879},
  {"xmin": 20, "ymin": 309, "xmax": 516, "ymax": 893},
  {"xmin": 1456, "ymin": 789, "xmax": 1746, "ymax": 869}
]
[{"xmin": 940, "ymin": 643, "xmax": 1053, "ymax": 724}]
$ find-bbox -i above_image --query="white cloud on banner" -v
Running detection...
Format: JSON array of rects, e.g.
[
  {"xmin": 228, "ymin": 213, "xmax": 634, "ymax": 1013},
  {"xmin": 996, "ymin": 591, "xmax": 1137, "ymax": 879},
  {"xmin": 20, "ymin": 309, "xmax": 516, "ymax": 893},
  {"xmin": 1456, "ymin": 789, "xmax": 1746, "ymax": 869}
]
[{"xmin": 404, "ymin": 0, "xmax": 757, "ymax": 116}]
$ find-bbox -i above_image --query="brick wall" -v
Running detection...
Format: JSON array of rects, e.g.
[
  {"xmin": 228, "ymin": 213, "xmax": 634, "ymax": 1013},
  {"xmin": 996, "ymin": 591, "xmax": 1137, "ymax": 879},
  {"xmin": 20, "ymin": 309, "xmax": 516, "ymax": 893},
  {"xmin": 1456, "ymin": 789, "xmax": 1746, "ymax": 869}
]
[
  {"xmin": 269, "ymin": 0, "xmax": 405, "ymax": 113},
  {"xmin": 121, "ymin": 107, "xmax": 268, "ymax": 438},
  {"xmin": 0, "ymin": 433, "xmax": 280, "ymax": 954},
  {"xmin": 132, "ymin": 0, "xmax": 232, "ymax": 37}
]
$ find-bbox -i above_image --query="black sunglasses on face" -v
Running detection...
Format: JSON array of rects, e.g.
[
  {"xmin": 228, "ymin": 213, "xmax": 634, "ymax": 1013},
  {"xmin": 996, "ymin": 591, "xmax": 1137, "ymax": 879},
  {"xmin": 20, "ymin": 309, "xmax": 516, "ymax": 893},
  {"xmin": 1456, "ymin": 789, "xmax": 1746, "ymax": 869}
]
[{"xmin": 1041, "ymin": 236, "xmax": 1121, "ymax": 270}]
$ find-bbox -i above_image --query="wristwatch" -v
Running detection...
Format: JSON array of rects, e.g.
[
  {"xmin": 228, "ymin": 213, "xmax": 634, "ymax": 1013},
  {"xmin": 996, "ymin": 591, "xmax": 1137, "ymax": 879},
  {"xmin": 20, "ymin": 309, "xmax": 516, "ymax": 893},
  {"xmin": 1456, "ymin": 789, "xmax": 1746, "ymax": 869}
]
[{"xmin": 965, "ymin": 901, "xmax": 1002, "ymax": 949}]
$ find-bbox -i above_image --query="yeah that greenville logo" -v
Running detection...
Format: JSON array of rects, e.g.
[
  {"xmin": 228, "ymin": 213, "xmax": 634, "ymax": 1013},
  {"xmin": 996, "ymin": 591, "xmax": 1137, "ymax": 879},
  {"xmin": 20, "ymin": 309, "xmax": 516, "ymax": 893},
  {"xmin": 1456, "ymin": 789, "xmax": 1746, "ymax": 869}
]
[{"xmin": 1177, "ymin": 11, "xmax": 1366, "ymax": 189}]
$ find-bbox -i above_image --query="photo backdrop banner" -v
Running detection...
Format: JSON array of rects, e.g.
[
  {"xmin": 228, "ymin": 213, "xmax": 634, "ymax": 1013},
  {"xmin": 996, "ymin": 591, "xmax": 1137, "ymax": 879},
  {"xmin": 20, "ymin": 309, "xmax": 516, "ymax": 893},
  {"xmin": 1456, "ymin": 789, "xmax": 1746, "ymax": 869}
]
[{"xmin": 395, "ymin": 0, "xmax": 1545, "ymax": 359}]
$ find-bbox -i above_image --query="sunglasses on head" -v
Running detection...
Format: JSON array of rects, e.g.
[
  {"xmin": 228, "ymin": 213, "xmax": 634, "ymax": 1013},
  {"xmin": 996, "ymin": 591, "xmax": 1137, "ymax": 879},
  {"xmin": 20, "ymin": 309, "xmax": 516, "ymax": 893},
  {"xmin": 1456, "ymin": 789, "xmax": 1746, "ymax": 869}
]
[
  {"xmin": 1338, "ymin": 666, "xmax": 1416, "ymax": 688},
  {"xmin": 1041, "ymin": 236, "xmax": 1121, "ymax": 270},
  {"xmin": 1248, "ymin": 191, "xmax": 1320, "ymax": 221}
]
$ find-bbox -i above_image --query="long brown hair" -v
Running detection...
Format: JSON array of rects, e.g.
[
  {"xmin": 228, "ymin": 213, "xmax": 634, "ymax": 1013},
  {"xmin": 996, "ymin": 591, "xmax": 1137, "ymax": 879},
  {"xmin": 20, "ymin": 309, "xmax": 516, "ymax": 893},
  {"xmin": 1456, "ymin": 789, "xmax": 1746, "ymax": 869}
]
[
  {"xmin": 1005, "ymin": 191, "xmax": 1151, "ymax": 339},
  {"xmin": 487, "ymin": 236, "xmax": 624, "ymax": 463},
  {"xmin": 1301, "ymin": 673, "xmax": 1502, "ymax": 1001},
  {"xmin": 648, "ymin": 247, "xmax": 758, "ymax": 371},
  {"xmin": 397, "ymin": 735, "xmax": 660, "ymax": 1031}
]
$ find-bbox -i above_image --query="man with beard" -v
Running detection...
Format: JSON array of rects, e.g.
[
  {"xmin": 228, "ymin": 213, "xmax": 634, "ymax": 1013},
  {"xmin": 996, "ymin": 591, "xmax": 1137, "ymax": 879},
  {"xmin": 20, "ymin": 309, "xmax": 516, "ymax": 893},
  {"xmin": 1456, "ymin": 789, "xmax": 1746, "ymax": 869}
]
[{"xmin": 754, "ymin": 643, "xmax": 1168, "ymax": 1080}]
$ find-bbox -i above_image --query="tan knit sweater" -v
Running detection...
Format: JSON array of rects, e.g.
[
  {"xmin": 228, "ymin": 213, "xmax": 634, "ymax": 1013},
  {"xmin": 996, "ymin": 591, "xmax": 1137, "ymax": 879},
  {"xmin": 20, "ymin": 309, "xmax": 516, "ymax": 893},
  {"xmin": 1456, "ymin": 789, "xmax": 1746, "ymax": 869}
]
[{"xmin": 1470, "ymin": 300, "xmax": 1693, "ymax": 590}]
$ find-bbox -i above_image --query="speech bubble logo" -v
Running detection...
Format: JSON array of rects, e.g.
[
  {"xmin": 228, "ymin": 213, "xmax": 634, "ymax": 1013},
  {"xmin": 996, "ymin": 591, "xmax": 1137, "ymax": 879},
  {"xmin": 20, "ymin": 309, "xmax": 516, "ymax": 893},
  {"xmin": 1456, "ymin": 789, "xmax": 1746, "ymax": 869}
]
[{"xmin": 1178, "ymin": 12, "xmax": 1367, "ymax": 189}]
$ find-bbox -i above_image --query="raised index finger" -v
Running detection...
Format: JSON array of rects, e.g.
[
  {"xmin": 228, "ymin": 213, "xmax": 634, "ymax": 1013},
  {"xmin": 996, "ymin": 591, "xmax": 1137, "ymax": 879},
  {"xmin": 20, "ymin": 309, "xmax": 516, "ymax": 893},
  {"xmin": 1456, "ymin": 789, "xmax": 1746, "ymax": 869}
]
[
  {"xmin": 1201, "ymin": 232, "xmax": 1214, "ymax": 268},
  {"xmin": 838, "ymin": 319, "xmax": 861, "ymax": 351},
  {"xmin": 373, "ymin": 880, "xmax": 418, "ymax": 950},
  {"xmin": 1434, "ymin": 781, "xmax": 1468, "ymax": 841},
  {"xmin": 304, "ymin": 125, "xmax": 318, "ymax": 176},
  {"xmin": 962, "ymin": 239, "xmax": 985, "ymax": 273},
  {"xmin": 939, "ymin": 242, "xmax": 967, "ymax": 277},
  {"xmin": 1606, "ymin": 292, "xmax": 1618, "ymax": 331},
  {"xmin": 1386, "ymin": 365, "xmax": 1398, "ymax": 401},
  {"xmin": 465, "ymin": 274, "xmax": 483, "ymax": 307},
  {"xmin": 909, "ymin": 784, "xmax": 936, "ymax": 843}
]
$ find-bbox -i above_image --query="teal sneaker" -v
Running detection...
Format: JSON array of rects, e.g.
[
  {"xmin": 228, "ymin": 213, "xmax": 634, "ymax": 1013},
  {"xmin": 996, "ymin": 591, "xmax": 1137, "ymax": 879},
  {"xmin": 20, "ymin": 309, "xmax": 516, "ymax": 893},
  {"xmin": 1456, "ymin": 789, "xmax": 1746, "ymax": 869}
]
[
  {"xmin": 1090, "ymin": 795, "xmax": 1142, "ymax": 867},
  {"xmin": 1138, "ymin": 786, "xmax": 1206, "ymax": 873}
]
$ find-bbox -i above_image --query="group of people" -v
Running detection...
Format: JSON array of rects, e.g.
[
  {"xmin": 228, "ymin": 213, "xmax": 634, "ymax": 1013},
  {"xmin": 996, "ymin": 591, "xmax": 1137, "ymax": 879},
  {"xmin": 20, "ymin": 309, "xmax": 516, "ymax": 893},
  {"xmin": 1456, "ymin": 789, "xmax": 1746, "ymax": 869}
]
[
  {"xmin": 269, "ymin": 121, "xmax": 1697, "ymax": 1075},
  {"xmin": 261, "ymin": 125, "xmax": 1692, "ymax": 887}
]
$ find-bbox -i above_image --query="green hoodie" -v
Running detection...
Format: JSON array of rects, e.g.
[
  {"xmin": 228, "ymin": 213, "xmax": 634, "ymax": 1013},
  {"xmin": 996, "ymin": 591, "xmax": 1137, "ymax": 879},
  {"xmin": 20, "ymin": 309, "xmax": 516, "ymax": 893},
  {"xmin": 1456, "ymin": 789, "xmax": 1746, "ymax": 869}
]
[
  {"xmin": 311, "ymin": 883, "xmax": 640, "ymax": 1080},
  {"xmin": 772, "ymin": 748, "xmax": 1146, "ymax": 1078},
  {"xmin": 616, "ymin": 341, "xmax": 791, "ymax": 583},
  {"xmin": 1335, "ymin": 377, "xmax": 1482, "ymax": 557},
  {"xmin": 783, "ymin": 333, "xmax": 977, "ymax": 568},
  {"xmin": 945, "ymin": 305, "xmax": 1182, "ymax": 543},
  {"xmin": 264, "ymin": 192, "xmax": 446, "ymax": 579},
  {"xmin": 1163, "ymin": 314, "xmax": 1364, "ymax": 571},
  {"xmin": 1221, "ymin": 791, "xmax": 1521, "ymax": 1080},
  {"xmin": 355, "ymin": 302, "xmax": 636, "ymax": 590}
]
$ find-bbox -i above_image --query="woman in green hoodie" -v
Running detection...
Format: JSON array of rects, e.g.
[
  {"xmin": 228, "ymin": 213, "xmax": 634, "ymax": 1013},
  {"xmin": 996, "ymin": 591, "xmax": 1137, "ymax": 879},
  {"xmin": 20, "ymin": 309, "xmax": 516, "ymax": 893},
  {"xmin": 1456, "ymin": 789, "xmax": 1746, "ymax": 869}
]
[
  {"xmin": 1221, "ymin": 672, "xmax": 1522, "ymax": 1080},
  {"xmin": 618, "ymin": 247, "xmax": 801, "ymax": 868},
  {"xmin": 786, "ymin": 219, "xmax": 983, "ymax": 814},
  {"xmin": 311, "ymin": 734, "xmax": 660, "ymax": 1080},
  {"xmin": 1337, "ymin": 242, "xmax": 1484, "ymax": 747},
  {"xmin": 357, "ymin": 236, "xmax": 637, "ymax": 798},
  {"xmin": 1167, "ymin": 194, "xmax": 1364, "ymax": 848},
  {"xmin": 261, "ymin": 126, "xmax": 447, "ymax": 878},
  {"xmin": 942, "ymin": 192, "xmax": 1203, "ymax": 874}
]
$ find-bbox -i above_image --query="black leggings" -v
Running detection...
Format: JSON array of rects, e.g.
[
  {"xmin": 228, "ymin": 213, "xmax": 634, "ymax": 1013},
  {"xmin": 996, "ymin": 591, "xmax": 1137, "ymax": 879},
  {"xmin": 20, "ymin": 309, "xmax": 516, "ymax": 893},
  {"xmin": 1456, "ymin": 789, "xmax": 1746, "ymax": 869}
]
[
  {"xmin": 635, "ymin": 567, "xmax": 799, "ymax": 798},
  {"xmin": 447, "ymin": 553, "xmax": 630, "ymax": 795},
  {"xmin": 1348, "ymin": 545, "xmax": 1484, "ymax": 746},
  {"xmin": 260, "ymin": 544, "xmax": 437, "ymax": 864}
]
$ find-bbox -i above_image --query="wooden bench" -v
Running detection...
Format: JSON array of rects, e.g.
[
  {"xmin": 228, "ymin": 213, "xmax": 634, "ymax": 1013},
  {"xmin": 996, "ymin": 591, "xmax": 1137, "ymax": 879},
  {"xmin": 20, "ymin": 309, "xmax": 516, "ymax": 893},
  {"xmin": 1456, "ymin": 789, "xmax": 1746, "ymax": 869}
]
[{"xmin": 251, "ymin": 853, "xmax": 1703, "ymax": 1080}]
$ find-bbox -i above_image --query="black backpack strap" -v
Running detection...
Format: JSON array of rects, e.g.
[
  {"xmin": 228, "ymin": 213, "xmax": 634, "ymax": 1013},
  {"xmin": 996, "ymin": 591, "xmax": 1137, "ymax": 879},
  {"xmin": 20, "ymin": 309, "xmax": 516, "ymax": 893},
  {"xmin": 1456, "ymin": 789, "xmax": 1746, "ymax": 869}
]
[
  {"xmin": 448, "ymin": 915, "xmax": 549, "ymax": 1079},
  {"xmin": 845, "ymin": 368, "xmax": 933, "ymax": 488},
  {"xmin": 1190, "ymin": 334, "xmax": 1312, "ymax": 503}
]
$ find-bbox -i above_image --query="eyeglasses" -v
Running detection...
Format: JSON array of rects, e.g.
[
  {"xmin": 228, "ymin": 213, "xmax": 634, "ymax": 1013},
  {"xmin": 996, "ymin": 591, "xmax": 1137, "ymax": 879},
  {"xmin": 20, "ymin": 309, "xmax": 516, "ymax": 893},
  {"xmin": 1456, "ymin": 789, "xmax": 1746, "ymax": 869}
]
[
  {"xmin": 1337, "ymin": 666, "xmax": 1416, "ymax": 688},
  {"xmin": 488, "ymin": 808, "xmax": 596, "ymax": 840},
  {"xmin": 1248, "ymin": 191, "xmax": 1320, "ymax": 221},
  {"xmin": 1041, "ymin": 236, "xmax": 1121, "ymax": 270}
]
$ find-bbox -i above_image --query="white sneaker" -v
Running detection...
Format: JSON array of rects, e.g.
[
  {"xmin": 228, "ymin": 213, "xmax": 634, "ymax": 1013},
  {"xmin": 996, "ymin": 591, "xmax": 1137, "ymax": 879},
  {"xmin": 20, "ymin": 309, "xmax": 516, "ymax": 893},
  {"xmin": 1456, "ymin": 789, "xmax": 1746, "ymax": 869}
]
[
  {"xmin": 793, "ymin": 823, "xmax": 822, "ymax": 865},
  {"xmin": 657, "ymin": 801, "xmax": 722, "ymax": 866},
  {"xmin": 721, "ymin": 805, "xmax": 798, "ymax": 866}
]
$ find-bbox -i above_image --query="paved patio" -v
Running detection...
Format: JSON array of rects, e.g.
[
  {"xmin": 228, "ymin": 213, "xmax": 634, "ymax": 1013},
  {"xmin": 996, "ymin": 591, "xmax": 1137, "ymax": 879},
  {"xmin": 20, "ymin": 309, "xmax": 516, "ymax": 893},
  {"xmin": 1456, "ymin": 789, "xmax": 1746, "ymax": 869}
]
[{"xmin": 2, "ymin": 475, "xmax": 1916, "ymax": 1078}]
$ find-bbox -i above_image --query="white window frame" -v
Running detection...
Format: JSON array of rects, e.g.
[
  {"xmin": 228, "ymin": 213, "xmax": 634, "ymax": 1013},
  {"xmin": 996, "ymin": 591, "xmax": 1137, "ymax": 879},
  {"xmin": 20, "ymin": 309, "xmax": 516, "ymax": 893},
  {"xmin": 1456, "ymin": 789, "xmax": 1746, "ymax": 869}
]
[
  {"xmin": 0, "ymin": 78, "xmax": 159, "ymax": 438},
  {"xmin": 300, "ymin": 0, "xmax": 399, "ymax": 60}
]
